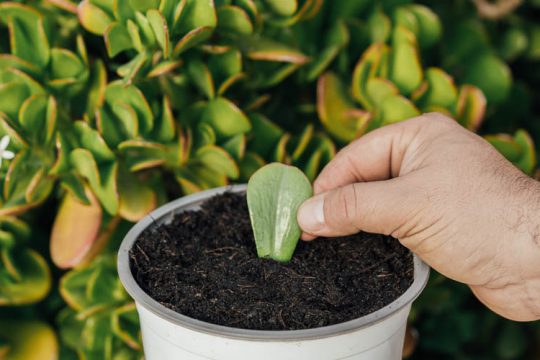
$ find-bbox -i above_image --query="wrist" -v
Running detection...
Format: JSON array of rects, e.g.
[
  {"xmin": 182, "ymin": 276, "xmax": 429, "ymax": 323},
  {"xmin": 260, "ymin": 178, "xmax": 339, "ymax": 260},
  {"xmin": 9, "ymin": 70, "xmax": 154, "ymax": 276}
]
[
  {"xmin": 479, "ymin": 174, "xmax": 540, "ymax": 321},
  {"xmin": 515, "ymin": 176, "xmax": 540, "ymax": 319}
]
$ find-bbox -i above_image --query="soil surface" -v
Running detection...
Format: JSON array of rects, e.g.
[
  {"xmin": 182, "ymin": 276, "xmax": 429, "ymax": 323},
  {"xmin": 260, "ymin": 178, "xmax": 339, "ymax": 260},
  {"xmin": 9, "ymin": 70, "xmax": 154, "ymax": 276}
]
[{"xmin": 130, "ymin": 192, "xmax": 413, "ymax": 330}]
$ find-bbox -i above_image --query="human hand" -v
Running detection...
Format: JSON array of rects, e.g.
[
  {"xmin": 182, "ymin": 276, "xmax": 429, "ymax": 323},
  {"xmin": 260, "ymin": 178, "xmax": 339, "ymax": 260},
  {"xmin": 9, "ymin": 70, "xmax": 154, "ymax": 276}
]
[{"xmin": 297, "ymin": 113, "xmax": 540, "ymax": 321}]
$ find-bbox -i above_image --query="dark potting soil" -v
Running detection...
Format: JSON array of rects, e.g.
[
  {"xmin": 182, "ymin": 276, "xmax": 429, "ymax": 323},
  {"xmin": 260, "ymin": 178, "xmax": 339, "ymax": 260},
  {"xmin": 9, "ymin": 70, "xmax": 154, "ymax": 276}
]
[{"xmin": 130, "ymin": 192, "xmax": 413, "ymax": 331}]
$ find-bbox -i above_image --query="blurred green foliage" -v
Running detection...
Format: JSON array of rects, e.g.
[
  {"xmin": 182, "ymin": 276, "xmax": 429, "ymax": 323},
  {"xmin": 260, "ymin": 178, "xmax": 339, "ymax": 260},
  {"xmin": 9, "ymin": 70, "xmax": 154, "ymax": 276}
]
[{"xmin": 0, "ymin": 0, "xmax": 537, "ymax": 359}]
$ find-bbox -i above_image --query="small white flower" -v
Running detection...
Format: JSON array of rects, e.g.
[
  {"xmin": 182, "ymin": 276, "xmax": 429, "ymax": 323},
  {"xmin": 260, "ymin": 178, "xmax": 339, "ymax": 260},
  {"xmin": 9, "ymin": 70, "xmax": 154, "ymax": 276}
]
[{"xmin": 0, "ymin": 135, "xmax": 15, "ymax": 167}]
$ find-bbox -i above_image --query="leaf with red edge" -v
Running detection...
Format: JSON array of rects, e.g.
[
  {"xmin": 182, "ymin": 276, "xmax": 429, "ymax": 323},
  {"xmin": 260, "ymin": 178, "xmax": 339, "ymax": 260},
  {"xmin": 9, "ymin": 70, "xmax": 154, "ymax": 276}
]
[{"xmin": 50, "ymin": 190, "xmax": 102, "ymax": 269}]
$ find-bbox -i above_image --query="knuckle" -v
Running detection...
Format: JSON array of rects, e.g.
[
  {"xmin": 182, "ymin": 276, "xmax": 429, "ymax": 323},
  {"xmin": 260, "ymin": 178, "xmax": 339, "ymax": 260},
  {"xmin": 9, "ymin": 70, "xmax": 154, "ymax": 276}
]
[{"xmin": 421, "ymin": 112, "xmax": 458, "ymax": 128}]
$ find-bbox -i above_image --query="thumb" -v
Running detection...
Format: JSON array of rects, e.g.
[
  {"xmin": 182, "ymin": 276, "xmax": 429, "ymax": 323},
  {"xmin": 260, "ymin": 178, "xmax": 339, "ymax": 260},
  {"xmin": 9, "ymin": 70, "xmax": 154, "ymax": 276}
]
[{"xmin": 297, "ymin": 178, "xmax": 419, "ymax": 239}]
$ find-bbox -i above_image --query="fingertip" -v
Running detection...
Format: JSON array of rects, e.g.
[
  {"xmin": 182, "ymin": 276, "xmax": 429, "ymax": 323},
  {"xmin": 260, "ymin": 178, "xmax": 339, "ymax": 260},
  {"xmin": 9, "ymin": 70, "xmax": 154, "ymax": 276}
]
[{"xmin": 301, "ymin": 232, "xmax": 317, "ymax": 241}]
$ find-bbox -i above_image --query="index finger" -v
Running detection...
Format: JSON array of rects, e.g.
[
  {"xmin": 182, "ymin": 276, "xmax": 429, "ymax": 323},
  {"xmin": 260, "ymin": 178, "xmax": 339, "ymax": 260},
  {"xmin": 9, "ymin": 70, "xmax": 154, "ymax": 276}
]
[{"xmin": 313, "ymin": 114, "xmax": 437, "ymax": 194}]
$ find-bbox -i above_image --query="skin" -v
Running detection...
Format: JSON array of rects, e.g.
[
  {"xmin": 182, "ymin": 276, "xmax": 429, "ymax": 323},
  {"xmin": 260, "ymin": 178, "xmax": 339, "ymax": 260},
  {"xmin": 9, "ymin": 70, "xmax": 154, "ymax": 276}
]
[{"xmin": 297, "ymin": 113, "xmax": 540, "ymax": 321}]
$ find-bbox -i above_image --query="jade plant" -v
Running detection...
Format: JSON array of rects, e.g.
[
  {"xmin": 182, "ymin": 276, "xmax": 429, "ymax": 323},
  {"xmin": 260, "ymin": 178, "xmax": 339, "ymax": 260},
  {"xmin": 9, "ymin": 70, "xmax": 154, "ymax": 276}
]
[
  {"xmin": 58, "ymin": 255, "xmax": 141, "ymax": 359},
  {"xmin": 0, "ymin": 0, "xmax": 538, "ymax": 359},
  {"xmin": 247, "ymin": 163, "xmax": 312, "ymax": 262},
  {"xmin": 0, "ymin": 216, "xmax": 50, "ymax": 306},
  {"xmin": 0, "ymin": 319, "xmax": 58, "ymax": 360}
]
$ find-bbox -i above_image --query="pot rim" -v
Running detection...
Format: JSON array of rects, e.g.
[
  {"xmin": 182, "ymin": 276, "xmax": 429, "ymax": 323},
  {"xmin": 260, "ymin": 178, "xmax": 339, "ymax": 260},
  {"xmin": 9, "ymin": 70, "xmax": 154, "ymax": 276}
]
[{"xmin": 118, "ymin": 184, "xmax": 429, "ymax": 341}]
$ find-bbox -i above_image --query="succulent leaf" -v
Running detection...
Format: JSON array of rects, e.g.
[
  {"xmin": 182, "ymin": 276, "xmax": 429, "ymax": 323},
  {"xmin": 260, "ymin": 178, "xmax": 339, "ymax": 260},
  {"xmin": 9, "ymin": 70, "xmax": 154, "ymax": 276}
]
[
  {"xmin": 187, "ymin": 60, "xmax": 215, "ymax": 99},
  {"xmin": 248, "ymin": 113, "xmax": 284, "ymax": 158},
  {"xmin": 118, "ymin": 168, "xmax": 157, "ymax": 222},
  {"xmin": 462, "ymin": 54, "xmax": 512, "ymax": 105},
  {"xmin": 78, "ymin": 0, "xmax": 114, "ymax": 35},
  {"xmin": 389, "ymin": 26, "xmax": 423, "ymax": 96},
  {"xmin": 412, "ymin": 68, "xmax": 458, "ymax": 110},
  {"xmin": 317, "ymin": 72, "xmax": 369, "ymax": 143},
  {"xmin": 456, "ymin": 85, "xmax": 487, "ymax": 131},
  {"xmin": 217, "ymin": 5, "xmax": 254, "ymax": 35},
  {"xmin": 176, "ymin": 0, "xmax": 217, "ymax": 34},
  {"xmin": 50, "ymin": 190, "xmax": 102, "ymax": 269},
  {"xmin": 513, "ymin": 130, "xmax": 537, "ymax": 175},
  {"xmin": 0, "ymin": 3, "xmax": 50, "ymax": 69},
  {"xmin": 172, "ymin": 26, "xmax": 214, "ymax": 56},
  {"xmin": 0, "ymin": 247, "xmax": 51, "ymax": 305},
  {"xmin": 241, "ymin": 36, "xmax": 310, "ymax": 64},
  {"xmin": 379, "ymin": 95, "xmax": 421, "ymax": 125},
  {"xmin": 201, "ymin": 97, "xmax": 251, "ymax": 140},
  {"xmin": 247, "ymin": 163, "xmax": 312, "ymax": 262},
  {"xmin": 147, "ymin": 9, "xmax": 170, "ymax": 57},
  {"xmin": 105, "ymin": 23, "xmax": 133, "ymax": 58},
  {"xmin": 406, "ymin": 4, "xmax": 442, "ymax": 48},
  {"xmin": 0, "ymin": 320, "xmax": 58, "ymax": 359},
  {"xmin": 69, "ymin": 149, "xmax": 119, "ymax": 215}
]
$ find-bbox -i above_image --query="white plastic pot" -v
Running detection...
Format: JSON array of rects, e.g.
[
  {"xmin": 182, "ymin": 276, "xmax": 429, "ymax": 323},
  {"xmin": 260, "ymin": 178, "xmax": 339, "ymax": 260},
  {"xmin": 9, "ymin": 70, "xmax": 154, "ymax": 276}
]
[{"xmin": 118, "ymin": 185, "xmax": 430, "ymax": 360}]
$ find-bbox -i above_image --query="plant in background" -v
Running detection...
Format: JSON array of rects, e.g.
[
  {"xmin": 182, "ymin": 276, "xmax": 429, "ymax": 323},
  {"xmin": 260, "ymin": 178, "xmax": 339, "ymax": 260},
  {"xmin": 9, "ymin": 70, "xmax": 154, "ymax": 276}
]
[
  {"xmin": 0, "ymin": 0, "xmax": 538, "ymax": 359},
  {"xmin": 0, "ymin": 215, "xmax": 54, "ymax": 359},
  {"xmin": 58, "ymin": 255, "xmax": 141, "ymax": 359},
  {"xmin": 0, "ymin": 217, "xmax": 50, "ymax": 306},
  {"xmin": 247, "ymin": 163, "xmax": 312, "ymax": 262}
]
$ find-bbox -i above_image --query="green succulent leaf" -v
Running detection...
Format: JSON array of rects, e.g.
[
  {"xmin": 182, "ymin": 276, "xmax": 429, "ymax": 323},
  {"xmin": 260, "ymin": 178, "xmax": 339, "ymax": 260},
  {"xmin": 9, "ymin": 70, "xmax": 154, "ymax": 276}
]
[
  {"xmin": 111, "ymin": 303, "xmax": 141, "ymax": 350},
  {"xmin": 105, "ymin": 23, "xmax": 133, "ymax": 58},
  {"xmin": 130, "ymin": 0, "xmax": 159, "ymax": 12},
  {"xmin": 368, "ymin": 10, "xmax": 391, "ymax": 43},
  {"xmin": 0, "ymin": 3, "xmax": 50, "ymax": 69},
  {"xmin": 462, "ymin": 54, "xmax": 512, "ymax": 105},
  {"xmin": 50, "ymin": 48, "xmax": 85, "ymax": 81},
  {"xmin": 19, "ymin": 94, "xmax": 57, "ymax": 145},
  {"xmin": 118, "ymin": 168, "xmax": 157, "ymax": 222},
  {"xmin": 172, "ymin": 26, "xmax": 214, "ymax": 56},
  {"xmin": 239, "ymin": 151, "xmax": 265, "ymax": 182},
  {"xmin": 248, "ymin": 113, "xmax": 283, "ymax": 158},
  {"xmin": 222, "ymin": 134, "xmax": 246, "ymax": 161},
  {"xmin": 247, "ymin": 163, "xmax": 312, "ymax": 262},
  {"xmin": 456, "ymin": 85, "xmax": 486, "ymax": 132},
  {"xmin": 264, "ymin": 0, "xmax": 297, "ymax": 16},
  {"xmin": 0, "ymin": 247, "xmax": 51, "ymax": 306},
  {"xmin": 485, "ymin": 134, "xmax": 522, "ymax": 163},
  {"xmin": 305, "ymin": 20, "xmax": 349, "ymax": 81},
  {"xmin": 406, "ymin": 4, "xmax": 442, "ymax": 48},
  {"xmin": 317, "ymin": 72, "xmax": 370, "ymax": 143},
  {"xmin": 240, "ymin": 36, "xmax": 310, "ymax": 64},
  {"xmin": 77, "ymin": 0, "xmax": 114, "ymax": 35},
  {"xmin": 194, "ymin": 145, "xmax": 239, "ymax": 179},
  {"xmin": 127, "ymin": 19, "xmax": 145, "ymax": 53},
  {"xmin": 513, "ymin": 130, "xmax": 536, "ymax": 175},
  {"xmin": 0, "ymin": 82, "xmax": 30, "ymax": 121},
  {"xmin": 147, "ymin": 9, "xmax": 170, "ymax": 57},
  {"xmin": 151, "ymin": 96, "xmax": 176, "ymax": 142},
  {"xmin": 134, "ymin": 11, "xmax": 157, "ymax": 46},
  {"xmin": 412, "ymin": 68, "xmax": 458, "ymax": 110},
  {"xmin": 0, "ymin": 320, "xmax": 58, "ymax": 358},
  {"xmin": 208, "ymin": 49, "xmax": 242, "ymax": 83},
  {"xmin": 379, "ymin": 95, "xmax": 420, "ymax": 125},
  {"xmin": 351, "ymin": 43, "xmax": 389, "ymax": 109},
  {"xmin": 201, "ymin": 97, "xmax": 251, "ymax": 140},
  {"xmin": 217, "ymin": 5, "xmax": 254, "ymax": 35},
  {"xmin": 393, "ymin": 7, "xmax": 419, "ymax": 37},
  {"xmin": 187, "ymin": 60, "xmax": 215, "ymax": 99},
  {"xmin": 104, "ymin": 82, "xmax": 154, "ymax": 135},
  {"xmin": 74, "ymin": 121, "xmax": 115, "ymax": 163},
  {"xmin": 389, "ymin": 26, "xmax": 423, "ymax": 96},
  {"xmin": 69, "ymin": 149, "xmax": 119, "ymax": 215},
  {"xmin": 176, "ymin": 0, "xmax": 217, "ymax": 34},
  {"xmin": 366, "ymin": 78, "xmax": 399, "ymax": 107}
]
